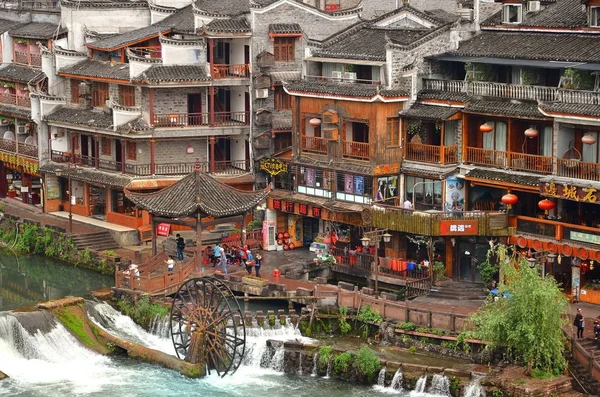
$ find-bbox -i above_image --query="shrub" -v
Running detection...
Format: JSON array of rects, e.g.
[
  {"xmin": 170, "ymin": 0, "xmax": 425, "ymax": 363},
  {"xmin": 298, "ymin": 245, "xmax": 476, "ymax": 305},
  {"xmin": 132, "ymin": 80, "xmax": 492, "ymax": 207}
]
[
  {"xmin": 333, "ymin": 351, "xmax": 354, "ymax": 373},
  {"xmin": 353, "ymin": 345, "xmax": 381, "ymax": 382},
  {"xmin": 117, "ymin": 295, "xmax": 169, "ymax": 328},
  {"xmin": 319, "ymin": 345, "xmax": 333, "ymax": 366},
  {"xmin": 396, "ymin": 322, "xmax": 416, "ymax": 331}
]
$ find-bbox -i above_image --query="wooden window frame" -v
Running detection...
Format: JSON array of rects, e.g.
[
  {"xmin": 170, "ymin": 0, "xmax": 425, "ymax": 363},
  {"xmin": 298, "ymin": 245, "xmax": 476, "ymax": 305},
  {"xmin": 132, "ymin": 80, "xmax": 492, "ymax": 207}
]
[
  {"xmin": 71, "ymin": 80, "xmax": 80, "ymax": 104},
  {"xmin": 101, "ymin": 137, "xmax": 111, "ymax": 156},
  {"xmin": 118, "ymin": 85, "xmax": 135, "ymax": 107},
  {"xmin": 91, "ymin": 82, "xmax": 109, "ymax": 108},
  {"xmin": 387, "ymin": 118, "xmax": 401, "ymax": 147},
  {"xmin": 273, "ymin": 37, "xmax": 295, "ymax": 62},
  {"xmin": 274, "ymin": 85, "xmax": 292, "ymax": 110},
  {"xmin": 126, "ymin": 141, "xmax": 136, "ymax": 161}
]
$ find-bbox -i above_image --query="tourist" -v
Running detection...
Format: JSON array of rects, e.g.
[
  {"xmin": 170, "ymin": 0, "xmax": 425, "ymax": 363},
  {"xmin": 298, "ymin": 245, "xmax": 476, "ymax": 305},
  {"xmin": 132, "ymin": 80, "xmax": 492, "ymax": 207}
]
[
  {"xmin": 217, "ymin": 251, "xmax": 228, "ymax": 275},
  {"xmin": 594, "ymin": 319, "xmax": 600, "ymax": 340},
  {"xmin": 403, "ymin": 199, "xmax": 413, "ymax": 209},
  {"xmin": 166, "ymin": 258, "xmax": 175, "ymax": 272},
  {"xmin": 245, "ymin": 250, "xmax": 255, "ymax": 275},
  {"xmin": 213, "ymin": 243, "xmax": 222, "ymax": 266},
  {"xmin": 254, "ymin": 252, "xmax": 262, "ymax": 278},
  {"xmin": 176, "ymin": 234, "xmax": 185, "ymax": 261},
  {"xmin": 574, "ymin": 308, "xmax": 585, "ymax": 340}
]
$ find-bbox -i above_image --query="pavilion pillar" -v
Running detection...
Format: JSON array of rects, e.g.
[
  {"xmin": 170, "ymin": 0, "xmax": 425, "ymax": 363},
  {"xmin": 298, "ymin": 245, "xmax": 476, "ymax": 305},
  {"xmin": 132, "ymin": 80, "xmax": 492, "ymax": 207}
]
[
  {"xmin": 196, "ymin": 212, "xmax": 203, "ymax": 273},
  {"xmin": 241, "ymin": 213, "xmax": 247, "ymax": 248},
  {"xmin": 151, "ymin": 214, "xmax": 157, "ymax": 256},
  {"xmin": 150, "ymin": 139, "xmax": 156, "ymax": 175},
  {"xmin": 209, "ymin": 137, "xmax": 215, "ymax": 173}
]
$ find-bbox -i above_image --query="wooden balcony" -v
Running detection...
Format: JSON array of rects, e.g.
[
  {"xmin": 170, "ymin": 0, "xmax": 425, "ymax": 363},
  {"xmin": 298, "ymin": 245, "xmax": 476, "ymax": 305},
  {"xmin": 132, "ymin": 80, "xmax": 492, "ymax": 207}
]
[
  {"xmin": 14, "ymin": 51, "xmax": 41, "ymax": 67},
  {"xmin": 405, "ymin": 143, "xmax": 458, "ymax": 164},
  {"xmin": 0, "ymin": 93, "xmax": 31, "ymax": 107},
  {"xmin": 211, "ymin": 64, "xmax": 250, "ymax": 79},
  {"xmin": 465, "ymin": 147, "xmax": 508, "ymax": 167},
  {"xmin": 152, "ymin": 111, "xmax": 249, "ymax": 128},
  {"xmin": 515, "ymin": 215, "xmax": 600, "ymax": 245},
  {"xmin": 0, "ymin": 138, "xmax": 37, "ymax": 158},
  {"xmin": 300, "ymin": 135, "xmax": 327, "ymax": 154},
  {"xmin": 557, "ymin": 158, "xmax": 600, "ymax": 181},
  {"xmin": 466, "ymin": 147, "xmax": 553, "ymax": 173},
  {"xmin": 342, "ymin": 141, "xmax": 370, "ymax": 160},
  {"xmin": 370, "ymin": 205, "xmax": 512, "ymax": 236},
  {"xmin": 424, "ymin": 78, "xmax": 600, "ymax": 105}
]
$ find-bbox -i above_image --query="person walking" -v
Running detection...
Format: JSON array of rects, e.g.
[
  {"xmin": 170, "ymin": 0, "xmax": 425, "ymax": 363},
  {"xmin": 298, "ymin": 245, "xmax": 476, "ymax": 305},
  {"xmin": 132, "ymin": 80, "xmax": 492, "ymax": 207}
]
[
  {"xmin": 216, "ymin": 248, "xmax": 228, "ymax": 275},
  {"xmin": 213, "ymin": 243, "xmax": 222, "ymax": 267},
  {"xmin": 254, "ymin": 252, "xmax": 262, "ymax": 278},
  {"xmin": 245, "ymin": 250, "xmax": 255, "ymax": 275},
  {"xmin": 574, "ymin": 308, "xmax": 585, "ymax": 340},
  {"xmin": 176, "ymin": 234, "xmax": 185, "ymax": 261}
]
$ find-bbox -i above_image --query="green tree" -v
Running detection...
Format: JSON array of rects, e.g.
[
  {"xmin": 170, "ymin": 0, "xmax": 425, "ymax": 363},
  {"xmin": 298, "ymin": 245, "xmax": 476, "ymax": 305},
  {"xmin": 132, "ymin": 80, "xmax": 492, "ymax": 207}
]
[{"xmin": 468, "ymin": 244, "xmax": 568, "ymax": 375}]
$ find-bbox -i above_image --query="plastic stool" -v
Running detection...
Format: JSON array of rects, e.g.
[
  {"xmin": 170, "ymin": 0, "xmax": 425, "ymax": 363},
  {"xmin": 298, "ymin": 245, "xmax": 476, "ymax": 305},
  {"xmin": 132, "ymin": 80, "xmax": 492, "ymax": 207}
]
[{"xmin": 273, "ymin": 269, "xmax": 281, "ymax": 277}]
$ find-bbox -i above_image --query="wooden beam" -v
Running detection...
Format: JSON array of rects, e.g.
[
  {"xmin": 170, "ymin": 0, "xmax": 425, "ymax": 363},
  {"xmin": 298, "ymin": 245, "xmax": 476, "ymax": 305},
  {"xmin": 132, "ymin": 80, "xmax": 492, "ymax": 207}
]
[
  {"xmin": 151, "ymin": 214, "xmax": 157, "ymax": 256},
  {"xmin": 153, "ymin": 215, "xmax": 243, "ymax": 228}
]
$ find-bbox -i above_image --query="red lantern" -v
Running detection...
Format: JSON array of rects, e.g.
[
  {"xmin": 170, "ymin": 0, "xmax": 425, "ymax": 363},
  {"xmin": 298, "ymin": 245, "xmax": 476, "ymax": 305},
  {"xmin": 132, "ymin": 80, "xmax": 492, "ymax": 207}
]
[
  {"xmin": 283, "ymin": 245, "xmax": 289, "ymax": 250},
  {"xmin": 309, "ymin": 118, "xmax": 321, "ymax": 127},
  {"xmin": 283, "ymin": 232, "xmax": 290, "ymax": 239},
  {"xmin": 524, "ymin": 127, "xmax": 538, "ymax": 138},
  {"xmin": 501, "ymin": 193, "xmax": 518, "ymax": 209},
  {"xmin": 277, "ymin": 232, "xmax": 284, "ymax": 240},
  {"xmin": 582, "ymin": 133, "xmax": 597, "ymax": 145},
  {"xmin": 480, "ymin": 123, "xmax": 493, "ymax": 133},
  {"xmin": 538, "ymin": 199, "xmax": 555, "ymax": 214},
  {"xmin": 289, "ymin": 242, "xmax": 295, "ymax": 250},
  {"xmin": 277, "ymin": 239, "xmax": 283, "ymax": 245}
]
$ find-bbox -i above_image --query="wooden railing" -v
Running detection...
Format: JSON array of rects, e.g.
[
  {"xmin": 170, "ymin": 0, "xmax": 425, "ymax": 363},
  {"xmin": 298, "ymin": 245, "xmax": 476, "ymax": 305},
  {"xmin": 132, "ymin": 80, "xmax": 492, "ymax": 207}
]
[
  {"xmin": 405, "ymin": 270, "xmax": 432, "ymax": 300},
  {"xmin": 508, "ymin": 152, "xmax": 553, "ymax": 174},
  {"xmin": 423, "ymin": 78, "xmax": 600, "ymax": 105},
  {"xmin": 221, "ymin": 229, "xmax": 263, "ymax": 250},
  {"xmin": 515, "ymin": 215, "xmax": 600, "ymax": 243},
  {"xmin": 405, "ymin": 143, "xmax": 459, "ymax": 164},
  {"xmin": 304, "ymin": 74, "xmax": 381, "ymax": 85},
  {"xmin": 465, "ymin": 147, "xmax": 507, "ymax": 167},
  {"xmin": 0, "ymin": 93, "xmax": 31, "ymax": 107},
  {"xmin": 153, "ymin": 111, "xmax": 249, "ymax": 127},
  {"xmin": 0, "ymin": 138, "xmax": 37, "ymax": 158},
  {"xmin": 330, "ymin": 247, "xmax": 373, "ymax": 277},
  {"xmin": 342, "ymin": 141, "xmax": 370, "ymax": 160},
  {"xmin": 300, "ymin": 135, "xmax": 327, "ymax": 154},
  {"xmin": 557, "ymin": 158, "xmax": 600, "ymax": 182},
  {"xmin": 212, "ymin": 64, "xmax": 250, "ymax": 79}
]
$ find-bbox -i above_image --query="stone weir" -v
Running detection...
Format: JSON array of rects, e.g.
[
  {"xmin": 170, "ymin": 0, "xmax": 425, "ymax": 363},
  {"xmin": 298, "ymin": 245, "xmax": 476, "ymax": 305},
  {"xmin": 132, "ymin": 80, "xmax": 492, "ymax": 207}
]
[{"xmin": 25, "ymin": 297, "xmax": 202, "ymax": 377}]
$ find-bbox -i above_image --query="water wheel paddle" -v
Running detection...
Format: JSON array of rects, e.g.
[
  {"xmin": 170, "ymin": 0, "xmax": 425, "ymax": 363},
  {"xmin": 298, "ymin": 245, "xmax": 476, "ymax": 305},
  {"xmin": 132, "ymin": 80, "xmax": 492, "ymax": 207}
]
[{"xmin": 169, "ymin": 277, "xmax": 246, "ymax": 377}]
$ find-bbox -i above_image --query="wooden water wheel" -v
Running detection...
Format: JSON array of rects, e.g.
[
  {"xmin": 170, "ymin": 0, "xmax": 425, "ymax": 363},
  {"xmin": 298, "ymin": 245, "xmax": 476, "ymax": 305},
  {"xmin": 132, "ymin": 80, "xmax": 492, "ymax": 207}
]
[{"xmin": 170, "ymin": 277, "xmax": 246, "ymax": 377}]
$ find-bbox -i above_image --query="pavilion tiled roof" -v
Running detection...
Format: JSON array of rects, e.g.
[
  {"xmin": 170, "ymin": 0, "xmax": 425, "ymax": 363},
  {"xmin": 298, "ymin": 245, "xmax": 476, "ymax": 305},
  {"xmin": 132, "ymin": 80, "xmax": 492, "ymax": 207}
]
[
  {"xmin": 464, "ymin": 99, "xmax": 548, "ymax": 120},
  {"xmin": 87, "ymin": 24, "xmax": 171, "ymax": 51},
  {"xmin": 465, "ymin": 168, "xmax": 541, "ymax": 187},
  {"xmin": 449, "ymin": 31, "xmax": 600, "ymax": 63},
  {"xmin": 9, "ymin": 22, "xmax": 66, "ymax": 39},
  {"xmin": 135, "ymin": 65, "xmax": 210, "ymax": 83},
  {"xmin": 285, "ymin": 80, "xmax": 408, "ymax": 99},
  {"xmin": 539, "ymin": 102, "xmax": 600, "ymax": 118},
  {"xmin": 400, "ymin": 103, "xmax": 461, "ymax": 121},
  {"xmin": 0, "ymin": 64, "xmax": 45, "ymax": 84},
  {"xmin": 58, "ymin": 59, "xmax": 130, "ymax": 81},
  {"xmin": 269, "ymin": 71, "xmax": 301, "ymax": 84},
  {"xmin": 125, "ymin": 169, "xmax": 269, "ymax": 218},
  {"xmin": 45, "ymin": 107, "xmax": 113, "ymax": 129},
  {"xmin": 294, "ymin": 156, "xmax": 372, "ymax": 175},
  {"xmin": 0, "ymin": 103, "xmax": 31, "ymax": 118}
]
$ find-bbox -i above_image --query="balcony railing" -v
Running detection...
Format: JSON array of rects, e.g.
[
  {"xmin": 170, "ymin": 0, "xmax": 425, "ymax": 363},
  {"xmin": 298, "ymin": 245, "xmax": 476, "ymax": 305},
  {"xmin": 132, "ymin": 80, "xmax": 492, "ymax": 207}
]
[
  {"xmin": 0, "ymin": 138, "xmax": 37, "ymax": 158},
  {"xmin": 423, "ymin": 79, "xmax": 600, "ymax": 105},
  {"xmin": 14, "ymin": 51, "xmax": 41, "ymax": 67},
  {"xmin": 405, "ymin": 143, "xmax": 458, "ymax": 164},
  {"xmin": 342, "ymin": 141, "xmax": 370, "ymax": 160},
  {"xmin": 0, "ymin": 93, "xmax": 31, "ymax": 107},
  {"xmin": 557, "ymin": 158, "xmax": 600, "ymax": 181},
  {"xmin": 515, "ymin": 215, "xmax": 600, "ymax": 244},
  {"xmin": 466, "ymin": 147, "xmax": 553, "ymax": 173},
  {"xmin": 300, "ymin": 135, "xmax": 327, "ymax": 154},
  {"xmin": 466, "ymin": 147, "xmax": 508, "ymax": 168},
  {"xmin": 152, "ymin": 112, "xmax": 249, "ymax": 128},
  {"xmin": 305, "ymin": 74, "xmax": 381, "ymax": 85},
  {"xmin": 211, "ymin": 64, "xmax": 250, "ymax": 79}
]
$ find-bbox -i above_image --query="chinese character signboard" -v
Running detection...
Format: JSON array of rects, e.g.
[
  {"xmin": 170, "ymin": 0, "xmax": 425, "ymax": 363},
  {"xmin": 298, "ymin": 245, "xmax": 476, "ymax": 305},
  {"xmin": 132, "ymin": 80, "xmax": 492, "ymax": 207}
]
[
  {"xmin": 439, "ymin": 220, "xmax": 479, "ymax": 236},
  {"xmin": 284, "ymin": 201, "xmax": 295, "ymax": 212},
  {"xmin": 570, "ymin": 231, "xmax": 600, "ymax": 245},
  {"xmin": 259, "ymin": 158, "xmax": 288, "ymax": 176},
  {"xmin": 312, "ymin": 207, "xmax": 321, "ymax": 218},
  {"xmin": 272, "ymin": 199, "xmax": 281, "ymax": 210},
  {"xmin": 540, "ymin": 182, "xmax": 598, "ymax": 204},
  {"xmin": 344, "ymin": 174, "xmax": 353, "ymax": 194},
  {"xmin": 298, "ymin": 203, "xmax": 308, "ymax": 215},
  {"xmin": 157, "ymin": 223, "xmax": 171, "ymax": 237}
]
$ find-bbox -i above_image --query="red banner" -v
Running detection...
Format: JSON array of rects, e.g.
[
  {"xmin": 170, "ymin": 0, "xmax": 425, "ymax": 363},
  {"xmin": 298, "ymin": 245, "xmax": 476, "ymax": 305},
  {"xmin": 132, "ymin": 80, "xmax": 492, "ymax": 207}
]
[
  {"xmin": 156, "ymin": 223, "xmax": 171, "ymax": 237},
  {"xmin": 440, "ymin": 220, "xmax": 478, "ymax": 236}
]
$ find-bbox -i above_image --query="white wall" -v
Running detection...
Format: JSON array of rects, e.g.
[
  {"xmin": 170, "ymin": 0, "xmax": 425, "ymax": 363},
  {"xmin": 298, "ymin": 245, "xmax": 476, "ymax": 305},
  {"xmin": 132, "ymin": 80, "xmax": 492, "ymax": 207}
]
[
  {"xmin": 2, "ymin": 33, "xmax": 12, "ymax": 64},
  {"xmin": 161, "ymin": 42, "xmax": 204, "ymax": 65},
  {"xmin": 230, "ymin": 39, "xmax": 247, "ymax": 66},
  {"xmin": 230, "ymin": 137, "xmax": 246, "ymax": 162},
  {"xmin": 231, "ymin": 87, "xmax": 246, "ymax": 113},
  {"xmin": 50, "ymin": 127, "xmax": 68, "ymax": 152}
]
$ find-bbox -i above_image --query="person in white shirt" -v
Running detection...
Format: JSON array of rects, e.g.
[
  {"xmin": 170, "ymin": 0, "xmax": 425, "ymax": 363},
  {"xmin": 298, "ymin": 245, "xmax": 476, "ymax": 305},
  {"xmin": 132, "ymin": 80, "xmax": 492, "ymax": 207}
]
[{"xmin": 403, "ymin": 199, "xmax": 413, "ymax": 209}]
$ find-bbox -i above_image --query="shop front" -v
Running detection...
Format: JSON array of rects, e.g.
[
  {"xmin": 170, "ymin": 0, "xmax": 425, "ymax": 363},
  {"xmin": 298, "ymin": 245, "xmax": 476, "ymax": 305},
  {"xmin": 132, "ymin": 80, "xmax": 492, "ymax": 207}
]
[{"xmin": 0, "ymin": 154, "xmax": 41, "ymax": 205}]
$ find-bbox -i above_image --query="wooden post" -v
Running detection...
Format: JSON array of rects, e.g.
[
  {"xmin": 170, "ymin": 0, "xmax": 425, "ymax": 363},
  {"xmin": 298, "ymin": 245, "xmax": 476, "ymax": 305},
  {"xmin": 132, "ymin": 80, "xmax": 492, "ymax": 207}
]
[
  {"xmin": 440, "ymin": 122, "xmax": 446, "ymax": 164},
  {"xmin": 209, "ymin": 87, "xmax": 215, "ymax": 126},
  {"xmin": 121, "ymin": 139, "xmax": 126, "ymax": 173},
  {"xmin": 185, "ymin": 330, "xmax": 207, "ymax": 378},
  {"xmin": 150, "ymin": 139, "xmax": 156, "ymax": 175},
  {"xmin": 151, "ymin": 214, "xmax": 157, "ymax": 256},
  {"xmin": 241, "ymin": 212, "xmax": 247, "ymax": 248},
  {"xmin": 196, "ymin": 212, "xmax": 203, "ymax": 273},
  {"xmin": 209, "ymin": 137, "xmax": 215, "ymax": 173}
]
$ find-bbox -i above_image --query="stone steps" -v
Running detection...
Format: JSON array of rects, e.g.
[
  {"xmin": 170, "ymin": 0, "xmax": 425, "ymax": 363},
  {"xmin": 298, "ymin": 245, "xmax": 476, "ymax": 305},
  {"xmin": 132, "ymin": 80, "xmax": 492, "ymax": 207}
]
[
  {"xmin": 71, "ymin": 231, "xmax": 119, "ymax": 251},
  {"xmin": 428, "ymin": 282, "xmax": 488, "ymax": 301}
]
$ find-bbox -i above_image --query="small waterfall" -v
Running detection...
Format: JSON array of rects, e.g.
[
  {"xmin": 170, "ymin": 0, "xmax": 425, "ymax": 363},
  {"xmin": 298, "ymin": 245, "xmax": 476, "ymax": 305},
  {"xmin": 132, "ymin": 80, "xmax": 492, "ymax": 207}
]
[
  {"xmin": 390, "ymin": 368, "xmax": 403, "ymax": 391},
  {"xmin": 269, "ymin": 345, "xmax": 285, "ymax": 371},
  {"xmin": 325, "ymin": 355, "xmax": 333, "ymax": 378},
  {"xmin": 149, "ymin": 314, "xmax": 171, "ymax": 338},
  {"xmin": 311, "ymin": 352, "xmax": 318, "ymax": 376},
  {"xmin": 414, "ymin": 375, "xmax": 428, "ymax": 393},
  {"xmin": 377, "ymin": 366, "xmax": 387, "ymax": 386},
  {"xmin": 429, "ymin": 374, "xmax": 451, "ymax": 396},
  {"xmin": 298, "ymin": 351, "xmax": 304, "ymax": 374},
  {"xmin": 463, "ymin": 375, "xmax": 486, "ymax": 397},
  {"xmin": 242, "ymin": 321, "xmax": 306, "ymax": 368}
]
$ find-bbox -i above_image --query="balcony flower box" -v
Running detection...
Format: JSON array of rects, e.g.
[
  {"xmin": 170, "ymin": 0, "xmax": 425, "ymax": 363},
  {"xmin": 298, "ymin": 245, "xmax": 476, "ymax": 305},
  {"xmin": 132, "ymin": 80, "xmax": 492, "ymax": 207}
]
[{"xmin": 242, "ymin": 276, "xmax": 269, "ymax": 287}]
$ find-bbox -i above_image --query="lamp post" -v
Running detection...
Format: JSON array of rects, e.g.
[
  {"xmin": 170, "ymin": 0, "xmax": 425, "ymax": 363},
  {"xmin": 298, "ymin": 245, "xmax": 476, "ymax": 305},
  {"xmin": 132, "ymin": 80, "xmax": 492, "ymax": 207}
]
[{"xmin": 360, "ymin": 229, "xmax": 391, "ymax": 297}]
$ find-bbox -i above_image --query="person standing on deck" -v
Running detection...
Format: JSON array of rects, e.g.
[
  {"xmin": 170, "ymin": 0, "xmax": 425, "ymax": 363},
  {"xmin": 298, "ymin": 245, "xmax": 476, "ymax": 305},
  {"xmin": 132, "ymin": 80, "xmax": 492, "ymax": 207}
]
[{"xmin": 176, "ymin": 234, "xmax": 185, "ymax": 261}]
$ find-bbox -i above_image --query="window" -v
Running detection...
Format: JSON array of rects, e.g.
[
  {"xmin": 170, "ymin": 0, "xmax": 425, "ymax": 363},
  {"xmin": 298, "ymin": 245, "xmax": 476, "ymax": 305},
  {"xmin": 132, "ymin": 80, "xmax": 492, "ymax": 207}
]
[
  {"xmin": 590, "ymin": 6, "xmax": 600, "ymax": 27},
  {"xmin": 297, "ymin": 167, "xmax": 332, "ymax": 198},
  {"xmin": 126, "ymin": 141, "xmax": 136, "ymax": 160},
  {"xmin": 71, "ymin": 80, "xmax": 80, "ymax": 104},
  {"xmin": 101, "ymin": 138, "xmax": 111, "ymax": 156},
  {"xmin": 405, "ymin": 176, "xmax": 442, "ymax": 210},
  {"xmin": 71, "ymin": 133, "xmax": 79, "ymax": 151},
  {"xmin": 387, "ymin": 118, "xmax": 400, "ymax": 146},
  {"xmin": 274, "ymin": 85, "xmax": 291, "ymax": 110},
  {"xmin": 91, "ymin": 82, "xmax": 109, "ymax": 108},
  {"xmin": 335, "ymin": 173, "xmax": 373, "ymax": 204},
  {"xmin": 274, "ymin": 132, "xmax": 292, "ymax": 152},
  {"xmin": 503, "ymin": 4, "xmax": 522, "ymax": 23},
  {"xmin": 273, "ymin": 37, "xmax": 295, "ymax": 62},
  {"xmin": 119, "ymin": 85, "xmax": 135, "ymax": 107}
]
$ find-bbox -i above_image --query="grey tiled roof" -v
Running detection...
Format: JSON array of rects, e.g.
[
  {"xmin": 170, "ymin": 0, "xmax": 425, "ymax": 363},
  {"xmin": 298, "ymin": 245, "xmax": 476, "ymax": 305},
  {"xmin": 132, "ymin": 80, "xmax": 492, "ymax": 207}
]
[
  {"xmin": 269, "ymin": 71, "xmax": 301, "ymax": 84},
  {"xmin": 117, "ymin": 117, "xmax": 153, "ymax": 132},
  {"xmin": 464, "ymin": 100, "xmax": 548, "ymax": 119},
  {"xmin": 0, "ymin": 64, "xmax": 45, "ymax": 84},
  {"xmin": 135, "ymin": 65, "xmax": 210, "ymax": 83},
  {"xmin": 450, "ymin": 31, "xmax": 600, "ymax": 63},
  {"xmin": 0, "ymin": 19, "xmax": 22, "ymax": 35},
  {"xmin": 87, "ymin": 25, "xmax": 170, "ymax": 51},
  {"xmin": 482, "ymin": 0, "xmax": 586, "ymax": 28},
  {"xmin": 58, "ymin": 59, "xmax": 130, "ymax": 81},
  {"xmin": 9, "ymin": 22, "xmax": 66, "ymax": 39},
  {"xmin": 269, "ymin": 23, "xmax": 302, "ymax": 34},
  {"xmin": 465, "ymin": 168, "xmax": 541, "ymax": 187},
  {"xmin": 272, "ymin": 110, "xmax": 292, "ymax": 129},
  {"xmin": 400, "ymin": 104, "xmax": 461, "ymax": 121},
  {"xmin": 285, "ymin": 80, "xmax": 408, "ymax": 99},
  {"xmin": 418, "ymin": 90, "xmax": 471, "ymax": 103},
  {"xmin": 205, "ymin": 18, "xmax": 251, "ymax": 33},
  {"xmin": 194, "ymin": 0, "xmax": 250, "ymax": 16},
  {"xmin": 294, "ymin": 156, "xmax": 372, "ymax": 175},
  {"xmin": 41, "ymin": 161, "xmax": 133, "ymax": 188},
  {"xmin": 125, "ymin": 169, "xmax": 269, "ymax": 217},
  {"xmin": 313, "ymin": 27, "xmax": 431, "ymax": 61},
  {"xmin": 0, "ymin": 103, "xmax": 31, "ymax": 118},
  {"xmin": 401, "ymin": 161, "xmax": 457, "ymax": 178},
  {"xmin": 539, "ymin": 102, "xmax": 600, "ymax": 118},
  {"xmin": 45, "ymin": 107, "xmax": 113, "ymax": 129},
  {"xmin": 164, "ymin": 5, "xmax": 196, "ymax": 33}
]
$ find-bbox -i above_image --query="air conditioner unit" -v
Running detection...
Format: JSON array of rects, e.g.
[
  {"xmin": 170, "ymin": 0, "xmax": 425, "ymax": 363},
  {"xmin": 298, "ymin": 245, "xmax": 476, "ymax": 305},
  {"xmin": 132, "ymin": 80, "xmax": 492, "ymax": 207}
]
[
  {"xmin": 16, "ymin": 125, "xmax": 26, "ymax": 134},
  {"xmin": 343, "ymin": 72, "xmax": 357, "ymax": 81},
  {"xmin": 255, "ymin": 88, "xmax": 269, "ymax": 99},
  {"xmin": 331, "ymin": 71, "xmax": 343, "ymax": 81},
  {"xmin": 527, "ymin": 1, "xmax": 541, "ymax": 12}
]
